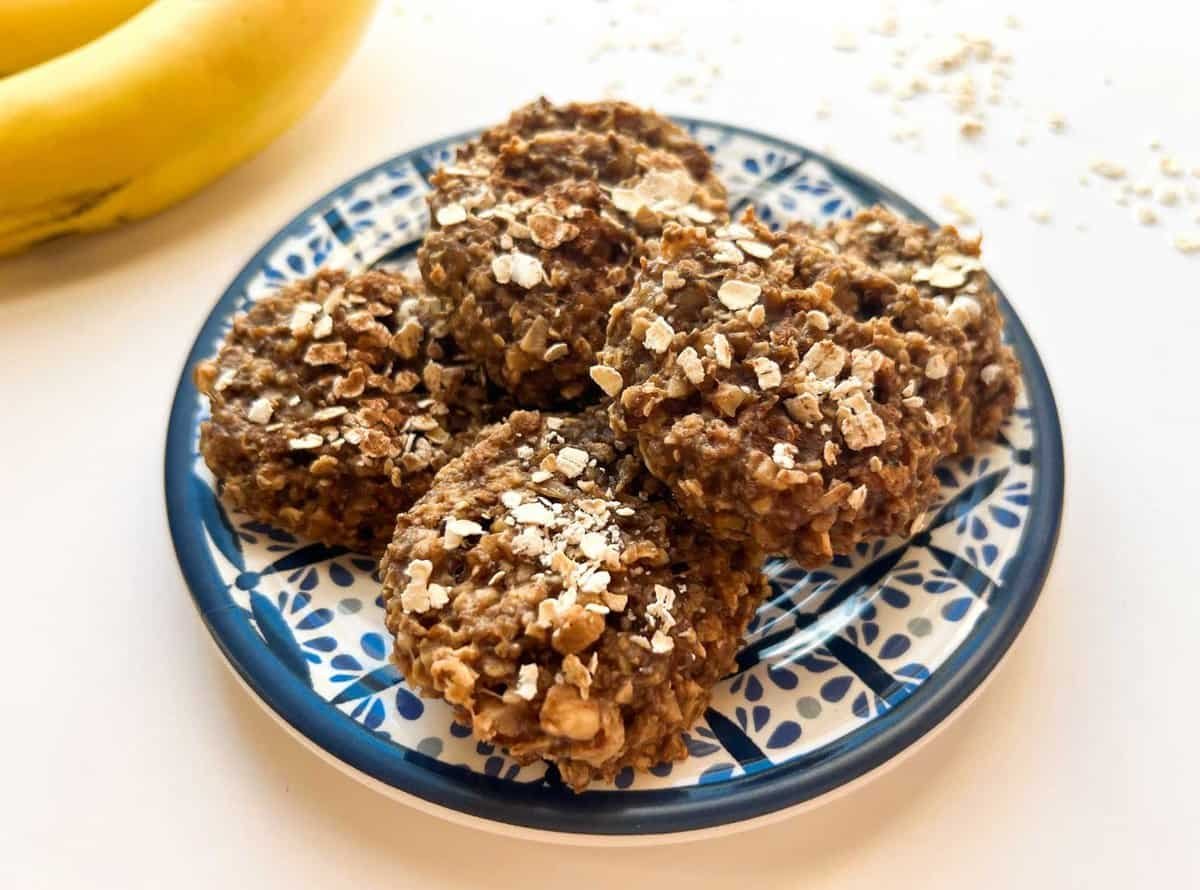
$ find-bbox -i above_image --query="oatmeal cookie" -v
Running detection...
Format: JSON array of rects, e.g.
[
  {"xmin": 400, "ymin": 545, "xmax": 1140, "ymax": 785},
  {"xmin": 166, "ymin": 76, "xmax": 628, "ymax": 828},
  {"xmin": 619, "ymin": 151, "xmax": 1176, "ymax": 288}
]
[
  {"xmin": 380, "ymin": 409, "xmax": 766, "ymax": 791},
  {"xmin": 418, "ymin": 99, "xmax": 727, "ymax": 406},
  {"xmin": 597, "ymin": 214, "xmax": 973, "ymax": 565},
  {"xmin": 195, "ymin": 269, "xmax": 498, "ymax": 556},
  {"xmin": 792, "ymin": 206, "xmax": 1020, "ymax": 449}
]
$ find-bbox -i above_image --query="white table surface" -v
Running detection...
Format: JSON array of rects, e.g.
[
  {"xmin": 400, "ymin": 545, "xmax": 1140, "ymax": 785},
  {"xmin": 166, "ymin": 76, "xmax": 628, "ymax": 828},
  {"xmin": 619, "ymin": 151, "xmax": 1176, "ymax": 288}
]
[{"xmin": 2, "ymin": 1, "xmax": 1196, "ymax": 886}]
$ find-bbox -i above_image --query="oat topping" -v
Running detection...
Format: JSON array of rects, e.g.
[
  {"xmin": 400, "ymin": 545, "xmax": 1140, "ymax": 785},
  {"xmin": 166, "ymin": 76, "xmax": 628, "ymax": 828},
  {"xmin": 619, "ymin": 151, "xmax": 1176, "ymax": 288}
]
[
  {"xmin": 717, "ymin": 279, "xmax": 761, "ymax": 310},
  {"xmin": 643, "ymin": 316, "xmax": 676, "ymax": 353},
  {"xmin": 589, "ymin": 364, "xmax": 624, "ymax": 396},
  {"xmin": 677, "ymin": 346, "xmax": 706, "ymax": 384},
  {"xmin": 555, "ymin": 446, "xmax": 590, "ymax": 478},
  {"xmin": 380, "ymin": 409, "xmax": 766, "ymax": 791},
  {"xmin": 749, "ymin": 356, "xmax": 783, "ymax": 390},
  {"xmin": 246, "ymin": 397, "xmax": 273, "ymax": 425},
  {"xmin": 435, "ymin": 203, "xmax": 467, "ymax": 226}
]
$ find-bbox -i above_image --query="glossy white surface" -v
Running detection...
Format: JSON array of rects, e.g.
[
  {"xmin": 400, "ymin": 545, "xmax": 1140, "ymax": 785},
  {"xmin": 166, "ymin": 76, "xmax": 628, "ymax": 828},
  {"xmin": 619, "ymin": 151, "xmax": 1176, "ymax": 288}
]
[{"xmin": 1, "ymin": 1, "xmax": 1196, "ymax": 886}]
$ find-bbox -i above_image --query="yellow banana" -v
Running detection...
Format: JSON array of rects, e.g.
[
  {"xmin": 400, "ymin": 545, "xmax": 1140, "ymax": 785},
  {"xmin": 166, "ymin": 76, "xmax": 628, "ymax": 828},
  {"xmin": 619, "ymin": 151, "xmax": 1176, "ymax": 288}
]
[
  {"xmin": 0, "ymin": 0, "xmax": 152, "ymax": 76},
  {"xmin": 0, "ymin": 0, "xmax": 378, "ymax": 256}
]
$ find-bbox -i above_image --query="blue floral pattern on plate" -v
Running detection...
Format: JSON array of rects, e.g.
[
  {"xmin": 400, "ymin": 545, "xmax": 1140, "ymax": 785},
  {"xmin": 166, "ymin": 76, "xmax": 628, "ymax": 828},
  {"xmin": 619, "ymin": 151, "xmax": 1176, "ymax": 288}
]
[{"xmin": 167, "ymin": 118, "xmax": 1063, "ymax": 836}]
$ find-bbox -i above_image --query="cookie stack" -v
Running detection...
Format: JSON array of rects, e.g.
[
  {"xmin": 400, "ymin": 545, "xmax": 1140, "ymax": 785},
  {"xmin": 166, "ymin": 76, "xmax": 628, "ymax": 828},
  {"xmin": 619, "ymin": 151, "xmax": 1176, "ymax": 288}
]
[{"xmin": 195, "ymin": 99, "xmax": 1018, "ymax": 790}]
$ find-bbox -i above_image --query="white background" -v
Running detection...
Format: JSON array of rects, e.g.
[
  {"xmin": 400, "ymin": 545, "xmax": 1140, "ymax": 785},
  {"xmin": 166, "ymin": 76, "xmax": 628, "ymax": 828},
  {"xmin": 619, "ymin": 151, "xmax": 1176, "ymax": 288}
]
[{"xmin": 2, "ymin": 1, "xmax": 1197, "ymax": 886}]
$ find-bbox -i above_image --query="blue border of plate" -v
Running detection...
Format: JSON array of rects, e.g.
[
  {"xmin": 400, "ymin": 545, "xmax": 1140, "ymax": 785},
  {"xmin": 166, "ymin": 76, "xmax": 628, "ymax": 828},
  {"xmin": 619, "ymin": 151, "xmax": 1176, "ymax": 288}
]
[{"xmin": 165, "ymin": 118, "xmax": 1064, "ymax": 837}]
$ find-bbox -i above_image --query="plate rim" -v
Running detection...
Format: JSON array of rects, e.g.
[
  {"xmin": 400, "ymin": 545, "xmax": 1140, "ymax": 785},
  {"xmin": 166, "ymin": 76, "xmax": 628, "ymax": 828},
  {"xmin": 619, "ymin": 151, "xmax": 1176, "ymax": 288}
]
[{"xmin": 164, "ymin": 116, "xmax": 1065, "ymax": 839}]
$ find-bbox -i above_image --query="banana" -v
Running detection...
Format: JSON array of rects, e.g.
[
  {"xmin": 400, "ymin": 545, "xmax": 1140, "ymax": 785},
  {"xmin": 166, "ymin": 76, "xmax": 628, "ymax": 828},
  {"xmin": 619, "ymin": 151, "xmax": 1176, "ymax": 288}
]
[
  {"xmin": 0, "ymin": 0, "xmax": 378, "ymax": 256},
  {"xmin": 0, "ymin": 0, "xmax": 152, "ymax": 76}
]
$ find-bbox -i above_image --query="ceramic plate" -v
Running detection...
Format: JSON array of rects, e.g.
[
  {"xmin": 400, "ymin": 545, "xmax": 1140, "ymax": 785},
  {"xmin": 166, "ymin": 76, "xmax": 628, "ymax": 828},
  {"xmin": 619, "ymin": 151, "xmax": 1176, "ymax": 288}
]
[{"xmin": 165, "ymin": 118, "xmax": 1063, "ymax": 843}]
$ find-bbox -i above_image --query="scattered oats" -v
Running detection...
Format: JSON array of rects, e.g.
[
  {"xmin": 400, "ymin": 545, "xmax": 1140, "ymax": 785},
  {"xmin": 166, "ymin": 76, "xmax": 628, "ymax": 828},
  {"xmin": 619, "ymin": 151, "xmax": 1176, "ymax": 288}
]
[
  {"xmin": 940, "ymin": 194, "xmax": 975, "ymax": 225},
  {"xmin": 514, "ymin": 664, "xmax": 539, "ymax": 701},
  {"xmin": 1030, "ymin": 206, "xmax": 1053, "ymax": 224},
  {"xmin": 1016, "ymin": 134, "xmax": 1029, "ymax": 147},
  {"xmin": 712, "ymin": 333, "xmax": 733, "ymax": 368},
  {"xmin": 310, "ymin": 405, "xmax": 348, "ymax": 422},
  {"xmin": 1137, "ymin": 207, "xmax": 1158, "ymax": 226},
  {"xmin": 847, "ymin": 484, "xmax": 868, "ymax": 511},
  {"xmin": 444, "ymin": 517, "xmax": 484, "ymax": 549},
  {"xmin": 590, "ymin": 364, "xmax": 624, "ymax": 397},
  {"xmin": 1114, "ymin": 190, "xmax": 1130, "ymax": 207},
  {"xmin": 1078, "ymin": 176, "xmax": 1090, "ymax": 187},
  {"xmin": 717, "ymin": 279, "xmax": 761, "ymax": 310},
  {"xmin": 1005, "ymin": 14, "xmax": 1021, "ymax": 28},
  {"xmin": 1159, "ymin": 188, "xmax": 1180, "ymax": 207},
  {"xmin": 749, "ymin": 356, "xmax": 782, "ymax": 390},
  {"xmin": 1161, "ymin": 156, "xmax": 1184, "ymax": 178},
  {"xmin": 543, "ymin": 343, "xmax": 569, "ymax": 362},
  {"xmin": 980, "ymin": 171, "xmax": 996, "ymax": 187},
  {"xmin": 677, "ymin": 346, "xmax": 706, "ymax": 385},
  {"xmin": 650, "ymin": 630, "xmax": 675, "ymax": 654},
  {"xmin": 869, "ymin": 74, "xmax": 891, "ymax": 93},
  {"xmin": 1089, "ymin": 159, "xmax": 1127, "ymax": 180},
  {"xmin": 643, "ymin": 316, "xmax": 675, "ymax": 353},
  {"xmin": 555, "ymin": 446, "xmax": 590, "ymax": 479},
  {"xmin": 872, "ymin": 15, "xmax": 898, "ymax": 36},
  {"xmin": 435, "ymin": 203, "xmax": 467, "ymax": 226},
  {"xmin": 246, "ymin": 397, "xmax": 273, "ymax": 425},
  {"xmin": 737, "ymin": 239, "xmax": 774, "ymax": 259},
  {"xmin": 1173, "ymin": 234, "xmax": 1200, "ymax": 254},
  {"xmin": 288, "ymin": 433, "xmax": 323, "ymax": 450},
  {"xmin": 833, "ymin": 30, "xmax": 858, "ymax": 52},
  {"xmin": 1048, "ymin": 112, "xmax": 1067, "ymax": 133},
  {"xmin": 925, "ymin": 353, "xmax": 950, "ymax": 379},
  {"xmin": 772, "ymin": 442, "xmax": 797, "ymax": 469},
  {"xmin": 960, "ymin": 118, "xmax": 984, "ymax": 140},
  {"xmin": 1134, "ymin": 182, "xmax": 1153, "ymax": 197},
  {"xmin": 513, "ymin": 502, "xmax": 555, "ymax": 526}
]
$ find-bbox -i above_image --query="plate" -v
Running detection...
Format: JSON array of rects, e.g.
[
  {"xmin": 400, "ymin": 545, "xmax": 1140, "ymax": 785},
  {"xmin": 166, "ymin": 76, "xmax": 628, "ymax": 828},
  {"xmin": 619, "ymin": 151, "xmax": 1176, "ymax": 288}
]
[{"xmin": 165, "ymin": 118, "xmax": 1063, "ymax": 843}]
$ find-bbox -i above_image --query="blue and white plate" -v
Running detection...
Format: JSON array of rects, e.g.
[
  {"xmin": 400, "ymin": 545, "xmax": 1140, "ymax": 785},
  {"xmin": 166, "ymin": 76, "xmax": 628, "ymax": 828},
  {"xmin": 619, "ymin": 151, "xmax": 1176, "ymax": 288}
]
[{"xmin": 165, "ymin": 119, "xmax": 1063, "ymax": 844}]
